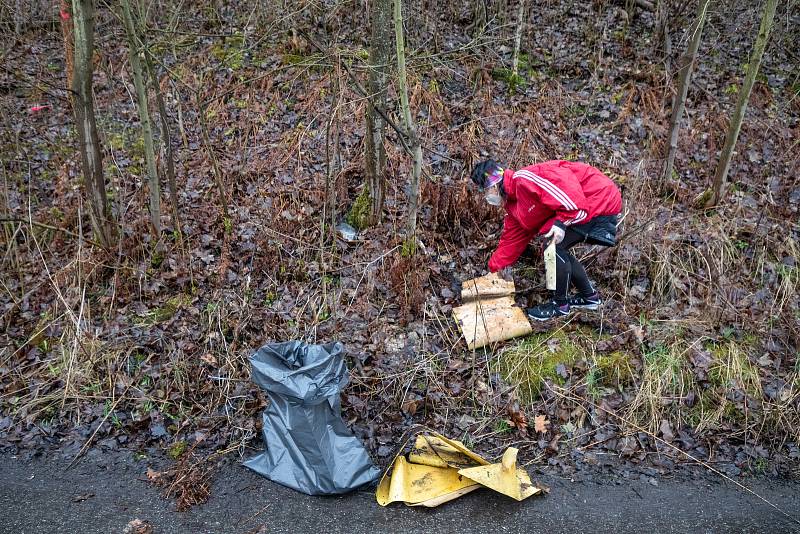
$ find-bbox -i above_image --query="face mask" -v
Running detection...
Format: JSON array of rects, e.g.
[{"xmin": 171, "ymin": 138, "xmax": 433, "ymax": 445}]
[{"xmin": 485, "ymin": 192, "xmax": 502, "ymax": 206}]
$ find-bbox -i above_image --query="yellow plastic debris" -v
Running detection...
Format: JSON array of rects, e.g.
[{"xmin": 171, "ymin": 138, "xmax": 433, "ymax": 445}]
[
  {"xmin": 408, "ymin": 435, "xmax": 489, "ymax": 469},
  {"xmin": 458, "ymin": 447, "xmax": 541, "ymax": 501},
  {"xmin": 376, "ymin": 432, "xmax": 542, "ymax": 508},
  {"xmin": 376, "ymin": 456, "xmax": 479, "ymax": 507},
  {"xmin": 408, "ymin": 485, "xmax": 479, "ymax": 507}
]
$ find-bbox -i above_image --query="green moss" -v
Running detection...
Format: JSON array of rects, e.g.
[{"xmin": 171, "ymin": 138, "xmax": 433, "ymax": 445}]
[
  {"xmin": 107, "ymin": 132, "xmax": 126, "ymax": 151},
  {"xmin": 144, "ymin": 294, "xmax": 191, "ymax": 324},
  {"xmin": 150, "ymin": 250, "xmax": 164, "ymax": 269},
  {"xmin": 594, "ymin": 350, "xmax": 635, "ymax": 387},
  {"xmin": 686, "ymin": 388, "xmax": 745, "ymax": 430},
  {"xmin": 401, "ymin": 238, "xmax": 417, "ymax": 258},
  {"xmin": 497, "ymin": 330, "xmax": 583, "ymax": 402},
  {"xmin": 751, "ymin": 457, "xmax": 769, "ymax": 474},
  {"xmin": 694, "ymin": 188, "xmax": 713, "ymax": 209},
  {"xmin": 211, "ymin": 32, "xmax": 246, "ymax": 70},
  {"xmin": 167, "ymin": 440, "xmax": 187, "ymax": 459},
  {"xmin": 346, "ymin": 189, "xmax": 371, "ymax": 230},
  {"xmin": 491, "ymin": 67, "xmax": 526, "ymax": 93},
  {"xmin": 515, "ymin": 265, "xmax": 539, "ymax": 280},
  {"xmin": 131, "ymin": 135, "xmax": 145, "ymax": 160},
  {"xmin": 282, "ymin": 53, "xmax": 307, "ymax": 65},
  {"xmin": 281, "ymin": 52, "xmax": 325, "ymax": 72},
  {"xmin": 49, "ymin": 207, "xmax": 64, "ymax": 221}
]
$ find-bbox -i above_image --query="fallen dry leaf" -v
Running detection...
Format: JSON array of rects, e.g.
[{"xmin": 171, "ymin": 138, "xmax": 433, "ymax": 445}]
[
  {"xmin": 534, "ymin": 415, "xmax": 550, "ymax": 434},
  {"xmin": 507, "ymin": 402, "xmax": 529, "ymax": 433}
]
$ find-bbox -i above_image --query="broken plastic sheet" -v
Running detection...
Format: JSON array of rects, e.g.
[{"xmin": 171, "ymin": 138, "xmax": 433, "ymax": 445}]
[
  {"xmin": 376, "ymin": 431, "xmax": 542, "ymax": 507},
  {"xmin": 244, "ymin": 341, "xmax": 380, "ymax": 495}
]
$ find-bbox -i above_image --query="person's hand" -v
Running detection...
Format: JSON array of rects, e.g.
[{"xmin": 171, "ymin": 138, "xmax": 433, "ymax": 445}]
[
  {"xmin": 544, "ymin": 224, "xmax": 565, "ymax": 245},
  {"xmin": 498, "ymin": 267, "xmax": 513, "ymax": 281}
]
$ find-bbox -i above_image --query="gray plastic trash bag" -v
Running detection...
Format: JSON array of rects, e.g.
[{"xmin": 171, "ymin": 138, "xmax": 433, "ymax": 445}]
[{"xmin": 244, "ymin": 341, "xmax": 380, "ymax": 495}]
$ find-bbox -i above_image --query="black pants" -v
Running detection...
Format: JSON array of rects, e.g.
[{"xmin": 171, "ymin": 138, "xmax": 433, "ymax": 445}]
[{"xmin": 554, "ymin": 228, "xmax": 595, "ymax": 305}]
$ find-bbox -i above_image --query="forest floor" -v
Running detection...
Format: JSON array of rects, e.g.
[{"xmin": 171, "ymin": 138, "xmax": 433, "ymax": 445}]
[{"xmin": 1, "ymin": 0, "xmax": 799, "ymax": 517}]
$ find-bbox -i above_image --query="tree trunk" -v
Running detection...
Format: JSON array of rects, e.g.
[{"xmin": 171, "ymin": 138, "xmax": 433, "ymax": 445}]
[
  {"xmin": 197, "ymin": 94, "xmax": 230, "ymax": 224},
  {"xmin": 661, "ymin": 0, "xmax": 711, "ymax": 187},
  {"xmin": 364, "ymin": 0, "xmax": 392, "ymax": 226},
  {"xmin": 144, "ymin": 53, "xmax": 182, "ymax": 241},
  {"xmin": 60, "ymin": 0, "xmax": 74, "ymax": 95},
  {"xmin": 708, "ymin": 0, "xmax": 778, "ymax": 207},
  {"xmin": 71, "ymin": 0, "xmax": 115, "ymax": 247},
  {"xmin": 469, "ymin": 0, "xmax": 487, "ymax": 37},
  {"xmin": 653, "ymin": 0, "xmax": 672, "ymax": 70},
  {"xmin": 394, "ymin": 0, "xmax": 422, "ymax": 253},
  {"xmin": 121, "ymin": 0, "xmax": 161, "ymax": 238},
  {"xmin": 323, "ymin": 68, "xmax": 341, "ymax": 246},
  {"xmin": 511, "ymin": 0, "xmax": 526, "ymax": 79}
]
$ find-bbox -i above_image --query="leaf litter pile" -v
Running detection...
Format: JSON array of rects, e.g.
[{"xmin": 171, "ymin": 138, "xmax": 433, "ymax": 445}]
[{"xmin": 1, "ymin": 0, "xmax": 799, "ymax": 509}]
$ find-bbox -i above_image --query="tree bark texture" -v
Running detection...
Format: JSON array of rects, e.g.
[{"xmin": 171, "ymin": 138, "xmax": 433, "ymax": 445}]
[
  {"xmin": 661, "ymin": 0, "xmax": 711, "ymax": 186},
  {"xmin": 511, "ymin": 0, "xmax": 526, "ymax": 79},
  {"xmin": 71, "ymin": 0, "xmax": 115, "ymax": 247},
  {"xmin": 393, "ymin": 0, "xmax": 422, "ymax": 249},
  {"xmin": 121, "ymin": 0, "xmax": 161, "ymax": 237},
  {"xmin": 653, "ymin": 0, "xmax": 672, "ymax": 70},
  {"xmin": 364, "ymin": 0, "xmax": 392, "ymax": 225},
  {"xmin": 709, "ymin": 0, "xmax": 778, "ymax": 206},
  {"xmin": 60, "ymin": 0, "xmax": 74, "ymax": 94},
  {"xmin": 144, "ymin": 53, "xmax": 181, "ymax": 240}
]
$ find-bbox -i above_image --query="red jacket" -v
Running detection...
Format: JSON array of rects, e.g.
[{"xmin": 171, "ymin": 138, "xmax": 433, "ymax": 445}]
[{"xmin": 488, "ymin": 160, "xmax": 622, "ymax": 272}]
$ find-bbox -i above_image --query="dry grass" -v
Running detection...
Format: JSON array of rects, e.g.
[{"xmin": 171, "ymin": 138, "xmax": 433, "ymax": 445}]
[
  {"xmin": 761, "ymin": 370, "xmax": 800, "ymax": 448},
  {"xmin": 627, "ymin": 340, "xmax": 696, "ymax": 434},
  {"xmin": 690, "ymin": 340, "xmax": 762, "ymax": 437},
  {"xmin": 0, "ymin": 222, "xmax": 264, "ymax": 454}
]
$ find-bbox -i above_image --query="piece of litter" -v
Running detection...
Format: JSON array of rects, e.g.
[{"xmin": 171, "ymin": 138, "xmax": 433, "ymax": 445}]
[
  {"xmin": 376, "ymin": 432, "xmax": 542, "ymax": 508},
  {"xmin": 458, "ymin": 447, "xmax": 541, "ymax": 502},
  {"xmin": 376, "ymin": 456, "xmax": 480, "ymax": 507},
  {"xmin": 335, "ymin": 222, "xmax": 358, "ymax": 242}
]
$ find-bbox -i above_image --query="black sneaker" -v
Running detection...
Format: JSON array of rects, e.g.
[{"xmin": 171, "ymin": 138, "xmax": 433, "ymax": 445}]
[
  {"xmin": 568, "ymin": 292, "xmax": 602, "ymax": 310},
  {"xmin": 527, "ymin": 302, "xmax": 571, "ymax": 321}
]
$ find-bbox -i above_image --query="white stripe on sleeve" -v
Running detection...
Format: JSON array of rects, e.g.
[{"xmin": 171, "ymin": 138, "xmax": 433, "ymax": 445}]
[{"xmin": 514, "ymin": 170, "xmax": 578, "ymax": 211}]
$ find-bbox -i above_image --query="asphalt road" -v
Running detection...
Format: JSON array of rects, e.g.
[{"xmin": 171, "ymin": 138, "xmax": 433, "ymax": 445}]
[{"xmin": 1, "ymin": 452, "xmax": 798, "ymax": 534}]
